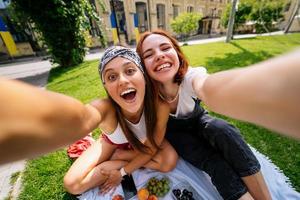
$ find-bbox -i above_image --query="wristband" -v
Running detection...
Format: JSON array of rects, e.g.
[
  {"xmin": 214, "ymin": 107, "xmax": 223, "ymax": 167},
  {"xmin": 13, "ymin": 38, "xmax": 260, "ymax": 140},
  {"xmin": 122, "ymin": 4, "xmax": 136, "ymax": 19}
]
[{"xmin": 120, "ymin": 167, "xmax": 127, "ymax": 177}]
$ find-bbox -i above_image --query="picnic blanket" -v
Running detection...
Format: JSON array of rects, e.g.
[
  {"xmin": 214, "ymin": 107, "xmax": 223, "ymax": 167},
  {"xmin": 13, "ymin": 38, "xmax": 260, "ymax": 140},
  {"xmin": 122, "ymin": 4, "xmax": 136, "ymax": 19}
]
[{"xmin": 78, "ymin": 147, "xmax": 300, "ymax": 200}]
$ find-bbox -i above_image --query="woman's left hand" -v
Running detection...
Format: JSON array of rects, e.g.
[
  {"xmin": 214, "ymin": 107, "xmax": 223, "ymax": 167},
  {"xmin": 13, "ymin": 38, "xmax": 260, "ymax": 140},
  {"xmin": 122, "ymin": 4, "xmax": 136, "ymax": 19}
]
[{"xmin": 99, "ymin": 169, "xmax": 122, "ymax": 195}]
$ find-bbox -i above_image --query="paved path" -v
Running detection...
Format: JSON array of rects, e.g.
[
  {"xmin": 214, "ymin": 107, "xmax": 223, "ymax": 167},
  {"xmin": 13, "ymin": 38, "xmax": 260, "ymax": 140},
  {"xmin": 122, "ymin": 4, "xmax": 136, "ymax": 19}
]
[
  {"xmin": 0, "ymin": 51, "xmax": 105, "ymax": 87},
  {"xmin": 0, "ymin": 160, "xmax": 26, "ymax": 200},
  {"xmin": 0, "ymin": 31, "xmax": 284, "ymax": 200}
]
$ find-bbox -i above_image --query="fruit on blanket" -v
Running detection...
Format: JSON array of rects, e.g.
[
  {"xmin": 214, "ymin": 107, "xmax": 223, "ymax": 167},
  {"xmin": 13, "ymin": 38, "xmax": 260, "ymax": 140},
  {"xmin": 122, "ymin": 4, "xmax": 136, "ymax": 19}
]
[
  {"xmin": 137, "ymin": 188, "xmax": 149, "ymax": 200},
  {"xmin": 172, "ymin": 189, "xmax": 181, "ymax": 198},
  {"xmin": 146, "ymin": 177, "xmax": 170, "ymax": 197},
  {"xmin": 172, "ymin": 188, "xmax": 194, "ymax": 200},
  {"xmin": 147, "ymin": 194, "xmax": 158, "ymax": 200},
  {"xmin": 112, "ymin": 194, "xmax": 124, "ymax": 200}
]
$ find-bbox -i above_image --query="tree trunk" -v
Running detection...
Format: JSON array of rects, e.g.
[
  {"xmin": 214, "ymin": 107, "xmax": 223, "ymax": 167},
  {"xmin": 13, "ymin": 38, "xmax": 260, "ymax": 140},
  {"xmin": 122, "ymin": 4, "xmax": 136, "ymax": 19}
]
[
  {"xmin": 284, "ymin": 0, "xmax": 300, "ymax": 34},
  {"xmin": 226, "ymin": 0, "xmax": 238, "ymax": 43}
]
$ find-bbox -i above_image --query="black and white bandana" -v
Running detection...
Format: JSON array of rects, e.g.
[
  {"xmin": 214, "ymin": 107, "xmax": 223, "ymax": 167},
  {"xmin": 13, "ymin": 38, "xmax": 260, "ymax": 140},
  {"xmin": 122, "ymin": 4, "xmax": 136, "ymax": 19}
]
[{"xmin": 99, "ymin": 46, "xmax": 144, "ymax": 83}]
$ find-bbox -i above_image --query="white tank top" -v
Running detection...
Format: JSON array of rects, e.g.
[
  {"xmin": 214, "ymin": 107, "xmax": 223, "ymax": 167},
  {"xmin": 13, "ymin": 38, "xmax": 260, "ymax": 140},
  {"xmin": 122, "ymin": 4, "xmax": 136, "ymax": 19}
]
[
  {"xmin": 170, "ymin": 67, "xmax": 207, "ymax": 118},
  {"xmin": 103, "ymin": 112, "xmax": 147, "ymax": 144}
]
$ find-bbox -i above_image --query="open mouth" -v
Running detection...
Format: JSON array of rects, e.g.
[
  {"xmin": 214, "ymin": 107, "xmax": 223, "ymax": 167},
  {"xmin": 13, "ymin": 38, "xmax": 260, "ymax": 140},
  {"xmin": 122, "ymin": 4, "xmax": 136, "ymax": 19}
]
[
  {"xmin": 155, "ymin": 63, "xmax": 171, "ymax": 72},
  {"xmin": 120, "ymin": 88, "xmax": 137, "ymax": 101}
]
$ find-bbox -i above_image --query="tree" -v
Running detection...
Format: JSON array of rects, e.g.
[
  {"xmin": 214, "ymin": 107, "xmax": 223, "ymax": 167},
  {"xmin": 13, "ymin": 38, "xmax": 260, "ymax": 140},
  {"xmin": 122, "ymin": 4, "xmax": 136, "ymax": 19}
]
[
  {"xmin": 171, "ymin": 12, "xmax": 202, "ymax": 41},
  {"xmin": 250, "ymin": 0, "xmax": 285, "ymax": 33},
  {"xmin": 222, "ymin": 1, "xmax": 252, "ymax": 31},
  {"xmin": 221, "ymin": 0, "xmax": 285, "ymax": 34},
  {"xmin": 10, "ymin": 0, "xmax": 107, "ymax": 67},
  {"xmin": 7, "ymin": 6, "xmax": 42, "ymax": 52}
]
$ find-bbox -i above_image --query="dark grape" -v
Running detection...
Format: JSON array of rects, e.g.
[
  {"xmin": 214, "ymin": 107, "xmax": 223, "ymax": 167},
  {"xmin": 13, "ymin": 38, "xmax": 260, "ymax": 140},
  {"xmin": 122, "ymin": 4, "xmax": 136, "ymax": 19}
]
[{"xmin": 183, "ymin": 189, "xmax": 189, "ymax": 195}]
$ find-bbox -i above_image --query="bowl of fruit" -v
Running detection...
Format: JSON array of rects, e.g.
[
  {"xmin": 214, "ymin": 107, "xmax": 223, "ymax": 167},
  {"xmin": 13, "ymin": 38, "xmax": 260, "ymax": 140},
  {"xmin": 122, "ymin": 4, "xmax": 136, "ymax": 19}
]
[
  {"xmin": 171, "ymin": 181, "xmax": 202, "ymax": 200},
  {"xmin": 137, "ymin": 176, "xmax": 172, "ymax": 200}
]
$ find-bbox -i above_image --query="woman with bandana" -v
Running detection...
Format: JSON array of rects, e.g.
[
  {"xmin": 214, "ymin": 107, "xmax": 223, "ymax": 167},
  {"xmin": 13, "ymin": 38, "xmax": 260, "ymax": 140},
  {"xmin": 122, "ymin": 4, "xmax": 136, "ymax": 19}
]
[{"xmin": 63, "ymin": 46, "xmax": 178, "ymax": 195}]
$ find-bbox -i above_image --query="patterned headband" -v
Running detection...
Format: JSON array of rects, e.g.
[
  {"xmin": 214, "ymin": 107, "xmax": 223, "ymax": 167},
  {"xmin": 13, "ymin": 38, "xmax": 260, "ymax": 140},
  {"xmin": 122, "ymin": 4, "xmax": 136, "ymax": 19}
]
[{"xmin": 99, "ymin": 46, "xmax": 144, "ymax": 83}]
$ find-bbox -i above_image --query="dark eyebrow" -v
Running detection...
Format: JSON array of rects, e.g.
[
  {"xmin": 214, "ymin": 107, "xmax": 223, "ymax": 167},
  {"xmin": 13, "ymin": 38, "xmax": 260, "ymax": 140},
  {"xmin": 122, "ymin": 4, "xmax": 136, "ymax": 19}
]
[
  {"xmin": 104, "ymin": 61, "xmax": 134, "ymax": 76},
  {"xmin": 103, "ymin": 68, "xmax": 113, "ymax": 78}
]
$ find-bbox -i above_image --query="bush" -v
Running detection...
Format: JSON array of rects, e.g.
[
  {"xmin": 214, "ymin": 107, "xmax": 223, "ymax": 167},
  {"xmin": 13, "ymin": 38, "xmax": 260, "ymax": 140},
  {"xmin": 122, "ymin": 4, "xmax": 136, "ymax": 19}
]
[{"xmin": 171, "ymin": 12, "xmax": 202, "ymax": 41}]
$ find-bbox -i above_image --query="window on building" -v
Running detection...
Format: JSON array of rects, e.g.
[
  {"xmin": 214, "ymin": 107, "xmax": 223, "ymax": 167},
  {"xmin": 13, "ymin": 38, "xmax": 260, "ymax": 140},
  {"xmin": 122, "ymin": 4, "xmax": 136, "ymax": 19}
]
[
  {"xmin": 136, "ymin": 2, "xmax": 148, "ymax": 32},
  {"xmin": 88, "ymin": 19, "xmax": 101, "ymax": 37},
  {"xmin": 173, "ymin": 4, "xmax": 179, "ymax": 19},
  {"xmin": 88, "ymin": 0, "xmax": 102, "ymax": 37},
  {"xmin": 157, "ymin": 4, "xmax": 165, "ymax": 29},
  {"xmin": 199, "ymin": 7, "xmax": 204, "ymax": 15},
  {"xmin": 211, "ymin": 8, "xmax": 216, "ymax": 17},
  {"xmin": 187, "ymin": 6, "xmax": 194, "ymax": 13}
]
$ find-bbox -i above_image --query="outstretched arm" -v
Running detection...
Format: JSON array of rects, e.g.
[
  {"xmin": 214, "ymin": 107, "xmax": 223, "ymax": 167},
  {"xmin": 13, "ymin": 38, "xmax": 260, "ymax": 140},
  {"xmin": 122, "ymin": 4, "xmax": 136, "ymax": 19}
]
[
  {"xmin": 0, "ymin": 78, "xmax": 101, "ymax": 164},
  {"xmin": 194, "ymin": 49, "xmax": 300, "ymax": 139}
]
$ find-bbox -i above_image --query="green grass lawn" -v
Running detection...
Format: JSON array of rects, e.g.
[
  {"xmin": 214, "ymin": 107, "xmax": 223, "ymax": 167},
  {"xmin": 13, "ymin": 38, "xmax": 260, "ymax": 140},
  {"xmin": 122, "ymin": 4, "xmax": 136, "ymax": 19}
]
[{"xmin": 19, "ymin": 34, "xmax": 300, "ymax": 199}]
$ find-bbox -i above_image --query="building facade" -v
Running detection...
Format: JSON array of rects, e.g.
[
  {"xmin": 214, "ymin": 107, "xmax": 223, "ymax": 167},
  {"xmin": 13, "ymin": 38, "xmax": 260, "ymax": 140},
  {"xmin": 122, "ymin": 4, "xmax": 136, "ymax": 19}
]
[
  {"xmin": 94, "ymin": 0, "xmax": 228, "ymax": 45},
  {"xmin": 1, "ymin": 0, "xmax": 299, "ymax": 58},
  {"xmin": 0, "ymin": 0, "xmax": 35, "ymax": 60},
  {"xmin": 0, "ymin": 0, "xmax": 229, "ymax": 57}
]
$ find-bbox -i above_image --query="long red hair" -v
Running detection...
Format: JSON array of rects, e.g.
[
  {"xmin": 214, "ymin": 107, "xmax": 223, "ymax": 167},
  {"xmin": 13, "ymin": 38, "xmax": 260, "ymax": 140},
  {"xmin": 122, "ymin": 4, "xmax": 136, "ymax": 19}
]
[{"xmin": 136, "ymin": 29, "xmax": 189, "ymax": 85}]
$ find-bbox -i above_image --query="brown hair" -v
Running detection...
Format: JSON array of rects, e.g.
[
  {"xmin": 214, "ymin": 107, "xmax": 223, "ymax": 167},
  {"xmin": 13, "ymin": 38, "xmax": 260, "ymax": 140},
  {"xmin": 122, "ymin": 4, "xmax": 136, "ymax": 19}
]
[
  {"xmin": 104, "ymin": 63, "xmax": 159, "ymax": 154},
  {"xmin": 136, "ymin": 29, "xmax": 189, "ymax": 85}
]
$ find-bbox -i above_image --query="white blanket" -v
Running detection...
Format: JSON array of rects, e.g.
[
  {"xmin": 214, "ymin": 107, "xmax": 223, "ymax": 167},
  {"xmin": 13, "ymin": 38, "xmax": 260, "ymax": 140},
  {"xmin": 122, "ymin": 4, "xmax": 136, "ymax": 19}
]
[{"xmin": 78, "ymin": 148, "xmax": 300, "ymax": 200}]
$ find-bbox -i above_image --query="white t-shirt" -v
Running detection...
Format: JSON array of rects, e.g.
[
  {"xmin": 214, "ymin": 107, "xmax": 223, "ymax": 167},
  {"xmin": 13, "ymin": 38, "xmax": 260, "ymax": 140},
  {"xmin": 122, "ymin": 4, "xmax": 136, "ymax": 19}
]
[
  {"xmin": 104, "ymin": 112, "xmax": 147, "ymax": 144},
  {"xmin": 171, "ymin": 67, "xmax": 207, "ymax": 118}
]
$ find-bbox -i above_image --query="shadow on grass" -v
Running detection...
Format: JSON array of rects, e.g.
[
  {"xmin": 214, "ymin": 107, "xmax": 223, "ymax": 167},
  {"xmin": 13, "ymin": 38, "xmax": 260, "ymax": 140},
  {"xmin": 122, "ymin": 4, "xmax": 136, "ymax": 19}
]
[
  {"xmin": 47, "ymin": 60, "xmax": 96, "ymax": 83},
  {"xmin": 62, "ymin": 192, "xmax": 78, "ymax": 200},
  {"xmin": 205, "ymin": 42, "xmax": 273, "ymax": 72},
  {"xmin": 47, "ymin": 66, "xmax": 75, "ymax": 83}
]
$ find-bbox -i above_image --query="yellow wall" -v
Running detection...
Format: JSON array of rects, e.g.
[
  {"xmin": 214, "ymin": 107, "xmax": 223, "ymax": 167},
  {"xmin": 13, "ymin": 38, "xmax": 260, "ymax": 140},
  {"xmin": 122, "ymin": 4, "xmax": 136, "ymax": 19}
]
[{"xmin": 16, "ymin": 42, "xmax": 34, "ymax": 56}]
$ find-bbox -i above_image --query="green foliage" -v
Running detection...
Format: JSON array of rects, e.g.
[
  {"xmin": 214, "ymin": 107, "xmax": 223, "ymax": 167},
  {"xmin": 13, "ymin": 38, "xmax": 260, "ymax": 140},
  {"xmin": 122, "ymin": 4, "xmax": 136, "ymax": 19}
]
[
  {"xmin": 221, "ymin": 1, "xmax": 252, "ymax": 29},
  {"xmin": 7, "ymin": 4, "xmax": 42, "ymax": 51},
  {"xmin": 221, "ymin": 0, "xmax": 285, "ymax": 33},
  {"xmin": 250, "ymin": 0, "xmax": 285, "ymax": 33},
  {"xmin": 171, "ymin": 12, "xmax": 202, "ymax": 40},
  {"xmin": 10, "ymin": 0, "xmax": 107, "ymax": 67}
]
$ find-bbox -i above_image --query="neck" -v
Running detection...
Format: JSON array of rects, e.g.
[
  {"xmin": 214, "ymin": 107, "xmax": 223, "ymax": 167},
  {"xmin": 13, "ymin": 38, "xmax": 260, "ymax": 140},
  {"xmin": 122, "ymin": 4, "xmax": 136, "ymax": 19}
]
[
  {"xmin": 158, "ymin": 80, "xmax": 179, "ymax": 99},
  {"xmin": 122, "ymin": 106, "xmax": 143, "ymax": 124}
]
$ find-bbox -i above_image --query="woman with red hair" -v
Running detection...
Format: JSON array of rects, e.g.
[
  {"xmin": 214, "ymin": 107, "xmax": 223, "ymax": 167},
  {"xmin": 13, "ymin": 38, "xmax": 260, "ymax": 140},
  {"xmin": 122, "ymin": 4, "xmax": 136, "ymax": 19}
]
[{"xmin": 136, "ymin": 30, "xmax": 270, "ymax": 200}]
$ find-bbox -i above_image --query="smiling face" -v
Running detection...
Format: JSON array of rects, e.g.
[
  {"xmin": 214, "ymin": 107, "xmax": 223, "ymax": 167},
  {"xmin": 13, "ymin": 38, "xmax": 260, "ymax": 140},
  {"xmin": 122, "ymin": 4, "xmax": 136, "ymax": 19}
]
[
  {"xmin": 103, "ymin": 57, "xmax": 146, "ymax": 116},
  {"xmin": 141, "ymin": 34, "xmax": 180, "ymax": 84}
]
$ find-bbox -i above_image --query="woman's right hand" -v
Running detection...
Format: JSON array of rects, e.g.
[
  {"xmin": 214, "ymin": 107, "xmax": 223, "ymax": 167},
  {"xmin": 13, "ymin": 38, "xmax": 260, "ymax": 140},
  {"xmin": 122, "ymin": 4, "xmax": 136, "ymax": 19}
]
[{"xmin": 99, "ymin": 169, "xmax": 123, "ymax": 195}]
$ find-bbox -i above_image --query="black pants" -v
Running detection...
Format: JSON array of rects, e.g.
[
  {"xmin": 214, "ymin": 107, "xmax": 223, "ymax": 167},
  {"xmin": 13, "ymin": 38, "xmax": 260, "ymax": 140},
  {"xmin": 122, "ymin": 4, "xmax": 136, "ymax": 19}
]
[{"xmin": 166, "ymin": 103, "xmax": 260, "ymax": 200}]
